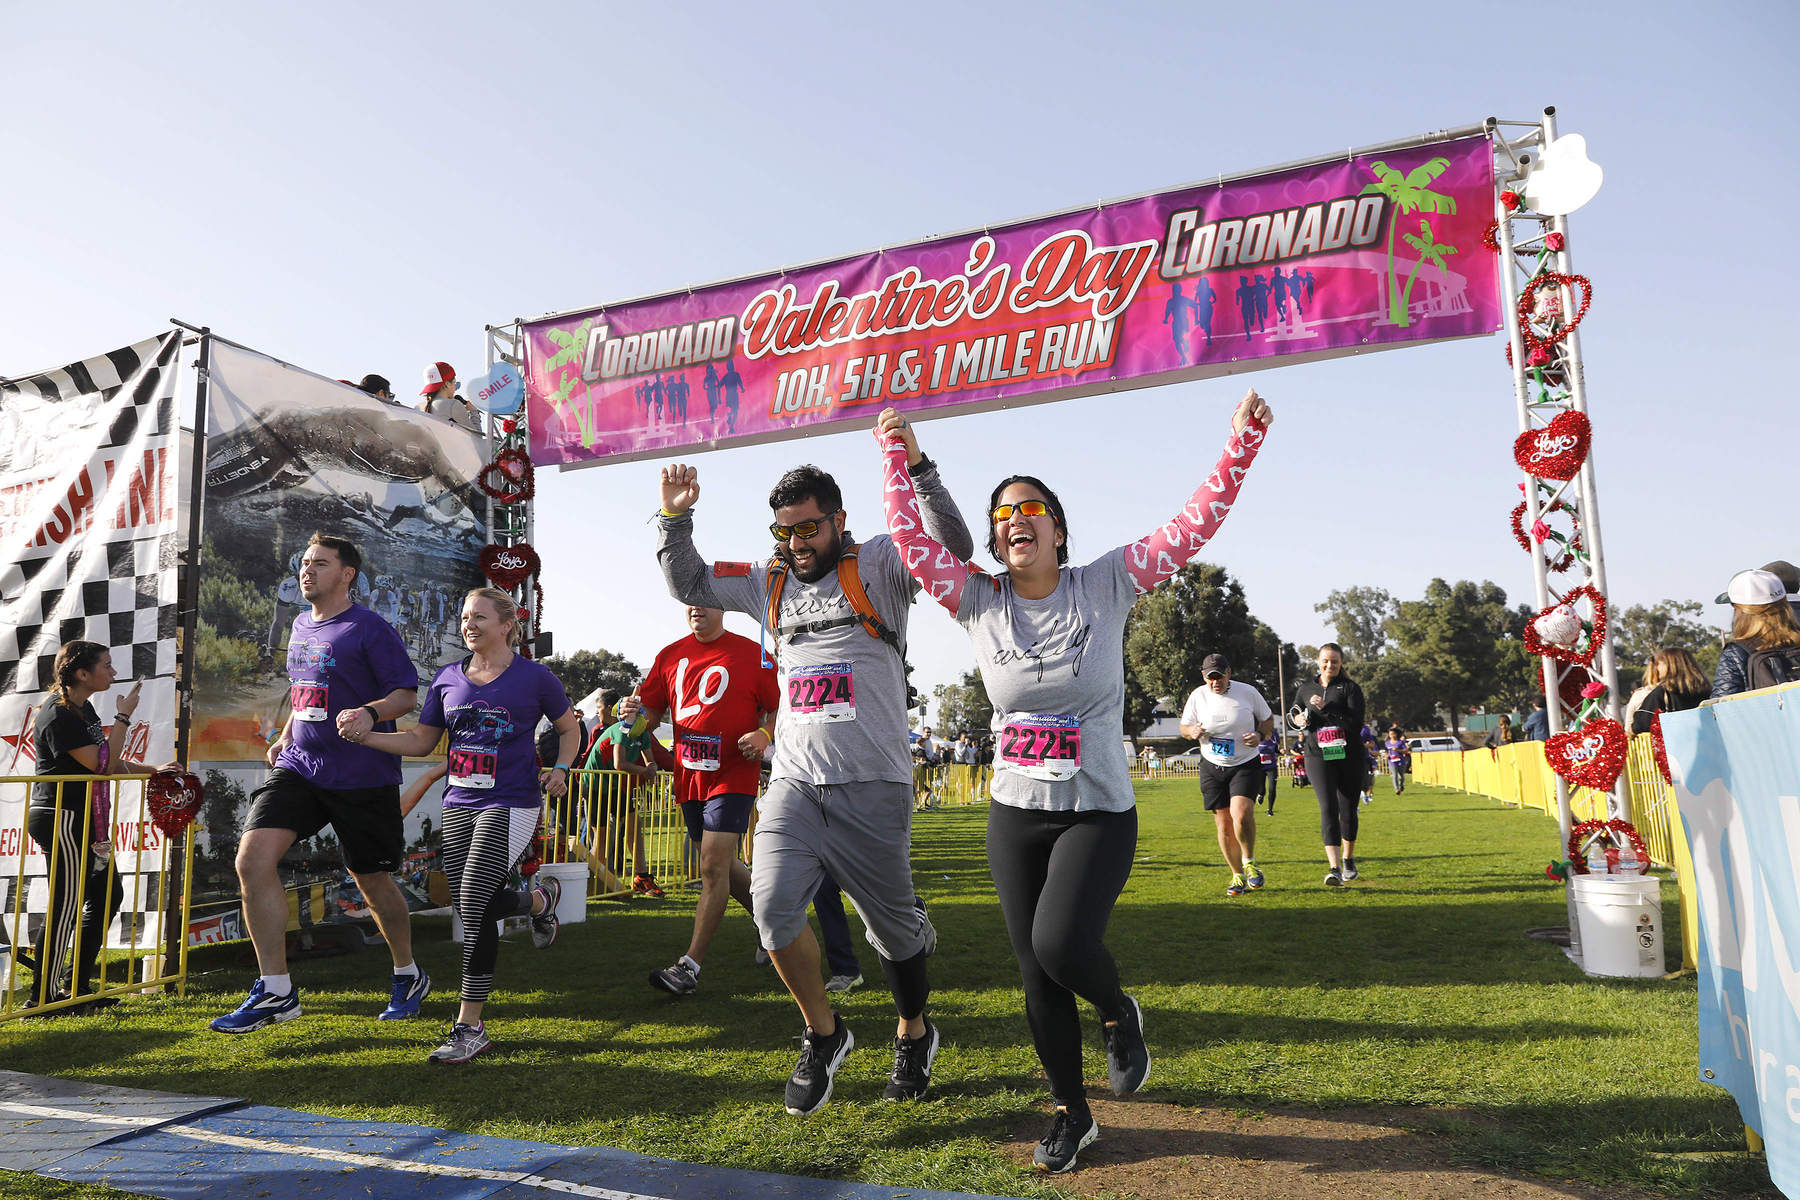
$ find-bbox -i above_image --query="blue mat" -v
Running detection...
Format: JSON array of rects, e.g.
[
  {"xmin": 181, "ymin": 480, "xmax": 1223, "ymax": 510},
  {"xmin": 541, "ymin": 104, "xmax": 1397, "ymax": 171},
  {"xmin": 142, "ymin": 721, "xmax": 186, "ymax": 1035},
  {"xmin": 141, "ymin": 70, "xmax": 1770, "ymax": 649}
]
[
  {"xmin": 0, "ymin": 1069, "xmax": 239, "ymax": 1173},
  {"xmin": 9, "ymin": 1072, "xmax": 1027, "ymax": 1199}
]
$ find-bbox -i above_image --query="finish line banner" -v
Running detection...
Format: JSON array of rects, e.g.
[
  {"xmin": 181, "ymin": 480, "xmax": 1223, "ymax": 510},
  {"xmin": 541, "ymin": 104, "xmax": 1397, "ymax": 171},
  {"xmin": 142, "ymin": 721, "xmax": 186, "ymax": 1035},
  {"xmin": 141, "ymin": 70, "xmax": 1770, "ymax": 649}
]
[
  {"xmin": 525, "ymin": 133, "xmax": 1499, "ymax": 467},
  {"xmin": 1662, "ymin": 685, "xmax": 1800, "ymax": 1197}
]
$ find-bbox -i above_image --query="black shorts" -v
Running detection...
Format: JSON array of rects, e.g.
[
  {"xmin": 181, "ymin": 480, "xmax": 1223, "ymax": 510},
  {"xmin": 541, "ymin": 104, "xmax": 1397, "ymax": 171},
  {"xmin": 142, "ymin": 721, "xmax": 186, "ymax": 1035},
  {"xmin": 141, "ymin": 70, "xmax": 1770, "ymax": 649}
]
[
  {"xmin": 680, "ymin": 792, "xmax": 754, "ymax": 843},
  {"xmin": 246, "ymin": 767, "xmax": 403, "ymax": 874},
  {"xmin": 1200, "ymin": 759, "xmax": 1263, "ymax": 811}
]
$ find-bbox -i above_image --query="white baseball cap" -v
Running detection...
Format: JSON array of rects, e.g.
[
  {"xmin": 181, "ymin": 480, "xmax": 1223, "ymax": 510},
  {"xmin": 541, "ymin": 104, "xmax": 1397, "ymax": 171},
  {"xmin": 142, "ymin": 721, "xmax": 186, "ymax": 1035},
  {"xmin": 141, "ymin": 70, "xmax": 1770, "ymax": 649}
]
[{"xmin": 1721, "ymin": 568, "xmax": 1787, "ymax": 606}]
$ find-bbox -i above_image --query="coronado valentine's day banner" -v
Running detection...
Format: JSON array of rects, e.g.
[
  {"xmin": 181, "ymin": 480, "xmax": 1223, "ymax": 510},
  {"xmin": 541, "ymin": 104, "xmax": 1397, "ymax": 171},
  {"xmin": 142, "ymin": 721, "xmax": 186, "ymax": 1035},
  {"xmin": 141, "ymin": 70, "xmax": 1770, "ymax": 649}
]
[{"xmin": 525, "ymin": 133, "xmax": 1499, "ymax": 467}]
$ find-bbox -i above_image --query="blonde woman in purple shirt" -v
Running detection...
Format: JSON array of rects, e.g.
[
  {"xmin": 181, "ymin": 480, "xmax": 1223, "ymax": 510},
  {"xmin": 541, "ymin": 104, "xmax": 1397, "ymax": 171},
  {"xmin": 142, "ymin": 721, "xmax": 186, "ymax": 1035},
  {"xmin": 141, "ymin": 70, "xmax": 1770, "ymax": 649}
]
[{"xmin": 353, "ymin": 587, "xmax": 581, "ymax": 1064}]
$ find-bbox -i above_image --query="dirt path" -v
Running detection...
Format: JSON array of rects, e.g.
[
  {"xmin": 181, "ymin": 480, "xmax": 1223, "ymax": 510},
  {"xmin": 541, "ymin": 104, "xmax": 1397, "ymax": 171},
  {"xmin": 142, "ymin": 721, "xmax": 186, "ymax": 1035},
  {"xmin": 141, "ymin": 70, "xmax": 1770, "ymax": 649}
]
[{"xmin": 1003, "ymin": 1098, "xmax": 1639, "ymax": 1200}]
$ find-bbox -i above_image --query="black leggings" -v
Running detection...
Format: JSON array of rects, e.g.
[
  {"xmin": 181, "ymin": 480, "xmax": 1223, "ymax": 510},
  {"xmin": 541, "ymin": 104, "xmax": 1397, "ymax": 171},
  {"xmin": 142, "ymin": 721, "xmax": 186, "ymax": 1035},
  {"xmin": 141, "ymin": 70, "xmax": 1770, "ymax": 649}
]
[
  {"xmin": 1261, "ymin": 768, "xmax": 1278, "ymax": 810},
  {"xmin": 442, "ymin": 805, "xmax": 538, "ymax": 1004},
  {"xmin": 986, "ymin": 801, "xmax": 1136, "ymax": 1111},
  {"xmin": 27, "ymin": 804, "xmax": 122, "ymax": 1000},
  {"xmin": 1305, "ymin": 752, "xmax": 1362, "ymax": 846}
]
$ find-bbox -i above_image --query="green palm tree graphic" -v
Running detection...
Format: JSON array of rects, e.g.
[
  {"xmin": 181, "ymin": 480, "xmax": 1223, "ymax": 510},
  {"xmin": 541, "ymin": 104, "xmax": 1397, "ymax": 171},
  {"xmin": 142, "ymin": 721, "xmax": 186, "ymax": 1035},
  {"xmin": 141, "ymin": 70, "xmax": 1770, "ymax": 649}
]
[
  {"xmin": 542, "ymin": 317, "xmax": 598, "ymax": 447},
  {"xmin": 1398, "ymin": 219, "xmax": 1458, "ymax": 321},
  {"xmin": 1361, "ymin": 158, "xmax": 1458, "ymax": 326}
]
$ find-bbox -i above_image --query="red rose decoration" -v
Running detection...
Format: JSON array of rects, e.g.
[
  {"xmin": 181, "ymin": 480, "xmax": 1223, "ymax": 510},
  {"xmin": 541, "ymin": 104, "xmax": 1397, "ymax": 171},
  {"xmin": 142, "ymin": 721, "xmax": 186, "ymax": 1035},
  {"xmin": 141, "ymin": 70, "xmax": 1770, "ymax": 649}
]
[
  {"xmin": 147, "ymin": 770, "xmax": 205, "ymax": 839},
  {"xmin": 1510, "ymin": 499, "xmax": 1581, "ymax": 573},
  {"xmin": 1581, "ymin": 681, "xmax": 1608, "ymax": 699},
  {"xmin": 1544, "ymin": 232, "xmax": 1566, "ymax": 251},
  {"xmin": 1523, "ymin": 584, "xmax": 1608, "ymax": 668},
  {"xmin": 1546, "ymin": 720, "xmax": 1629, "ymax": 792},
  {"xmin": 1501, "ymin": 190, "xmax": 1522, "ymax": 211},
  {"xmin": 1513, "ymin": 410, "xmax": 1591, "ymax": 481},
  {"xmin": 480, "ymin": 542, "xmax": 541, "ymax": 589}
]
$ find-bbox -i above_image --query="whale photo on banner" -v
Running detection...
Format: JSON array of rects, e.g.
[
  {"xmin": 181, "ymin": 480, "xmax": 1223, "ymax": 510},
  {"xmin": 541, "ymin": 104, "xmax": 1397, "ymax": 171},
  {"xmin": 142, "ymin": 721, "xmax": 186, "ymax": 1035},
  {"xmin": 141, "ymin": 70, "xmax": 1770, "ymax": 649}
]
[
  {"xmin": 523, "ymin": 132, "xmax": 1499, "ymax": 468},
  {"xmin": 1661, "ymin": 684, "xmax": 1800, "ymax": 1199}
]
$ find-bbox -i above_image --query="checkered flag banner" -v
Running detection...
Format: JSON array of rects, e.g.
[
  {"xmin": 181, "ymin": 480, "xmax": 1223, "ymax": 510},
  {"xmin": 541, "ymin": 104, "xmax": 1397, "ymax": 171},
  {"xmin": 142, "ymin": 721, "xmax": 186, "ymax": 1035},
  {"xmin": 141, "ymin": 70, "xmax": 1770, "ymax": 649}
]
[{"xmin": 0, "ymin": 331, "xmax": 182, "ymax": 779}]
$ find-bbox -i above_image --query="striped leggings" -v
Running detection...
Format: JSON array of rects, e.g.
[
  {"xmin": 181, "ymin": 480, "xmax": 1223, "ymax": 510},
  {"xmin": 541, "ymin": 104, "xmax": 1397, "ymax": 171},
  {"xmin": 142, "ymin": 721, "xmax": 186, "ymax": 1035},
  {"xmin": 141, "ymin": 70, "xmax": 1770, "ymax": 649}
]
[
  {"xmin": 27, "ymin": 804, "xmax": 121, "ymax": 1001},
  {"xmin": 442, "ymin": 804, "xmax": 539, "ymax": 1004}
]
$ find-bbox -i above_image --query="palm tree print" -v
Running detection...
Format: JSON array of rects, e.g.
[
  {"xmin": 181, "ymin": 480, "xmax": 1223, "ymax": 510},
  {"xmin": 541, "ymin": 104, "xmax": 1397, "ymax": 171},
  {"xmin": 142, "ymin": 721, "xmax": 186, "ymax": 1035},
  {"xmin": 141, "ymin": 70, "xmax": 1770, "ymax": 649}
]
[
  {"xmin": 1398, "ymin": 219, "xmax": 1458, "ymax": 320},
  {"xmin": 542, "ymin": 317, "xmax": 599, "ymax": 446},
  {"xmin": 1361, "ymin": 158, "xmax": 1458, "ymax": 326}
]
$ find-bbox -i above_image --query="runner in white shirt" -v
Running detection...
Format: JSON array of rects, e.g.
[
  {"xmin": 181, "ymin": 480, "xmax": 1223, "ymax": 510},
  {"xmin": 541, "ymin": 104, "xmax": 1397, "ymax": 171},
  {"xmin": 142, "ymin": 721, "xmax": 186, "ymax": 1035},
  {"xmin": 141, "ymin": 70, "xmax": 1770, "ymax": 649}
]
[{"xmin": 1178, "ymin": 653, "xmax": 1274, "ymax": 895}]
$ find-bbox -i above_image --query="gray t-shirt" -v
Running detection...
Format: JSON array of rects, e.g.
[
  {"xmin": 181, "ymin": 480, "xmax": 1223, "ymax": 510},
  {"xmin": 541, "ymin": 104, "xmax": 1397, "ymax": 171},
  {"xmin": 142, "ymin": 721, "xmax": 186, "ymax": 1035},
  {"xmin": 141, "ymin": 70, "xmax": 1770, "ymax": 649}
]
[
  {"xmin": 957, "ymin": 551, "xmax": 1137, "ymax": 813},
  {"xmin": 657, "ymin": 467, "xmax": 971, "ymax": 786}
]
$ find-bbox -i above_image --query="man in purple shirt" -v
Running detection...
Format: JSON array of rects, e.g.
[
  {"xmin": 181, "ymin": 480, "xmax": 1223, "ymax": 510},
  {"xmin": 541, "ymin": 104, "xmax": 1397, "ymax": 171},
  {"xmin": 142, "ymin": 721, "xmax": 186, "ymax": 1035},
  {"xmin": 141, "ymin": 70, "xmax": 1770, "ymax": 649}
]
[{"xmin": 212, "ymin": 533, "xmax": 426, "ymax": 1033}]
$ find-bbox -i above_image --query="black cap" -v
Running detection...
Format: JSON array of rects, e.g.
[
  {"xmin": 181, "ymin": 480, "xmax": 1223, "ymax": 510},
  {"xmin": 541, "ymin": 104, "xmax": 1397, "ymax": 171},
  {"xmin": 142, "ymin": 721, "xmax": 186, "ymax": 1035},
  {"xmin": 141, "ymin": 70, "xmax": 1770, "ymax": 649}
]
[
  {"xmin": 1202, "ymin": 653, "xmax": 1230, "ymax": 678},
  {"xmin": 357, "ymin": 373, "xmax": 392, "ymax": 396}
]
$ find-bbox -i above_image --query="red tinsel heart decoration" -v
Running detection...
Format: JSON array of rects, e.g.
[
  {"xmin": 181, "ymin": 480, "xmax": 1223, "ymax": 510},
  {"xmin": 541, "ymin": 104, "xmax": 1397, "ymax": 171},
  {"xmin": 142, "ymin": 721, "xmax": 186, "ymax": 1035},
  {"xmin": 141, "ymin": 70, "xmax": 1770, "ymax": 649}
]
[
  {"xmin": 1513, "ymin": 410, "xmax": 1591, "ymax": 481},
  {"xmin": 1517, "ymin": 271, "xmax": 1593, "ymax": 352},
  {"xmin": 1546, "ymin": 719, "xmax": 1629, "ymax": 792},
  {"xmin": 1649, "ymin": 711, "xmax": 1673, "ymax": 786},
  {"xmin": 1566, "ymin": 816, "xmax": 1649, "ymax": 874},
  {"xmin": 1509, "ymin": 499, "xmax": 1581, "ymax": 573},
  {"xmin": 147, "ymin": 769, "xmax": 204, "ymax": 839},
  {"xmin": 480, "ymin": 542, "xmax": 540, "ymax": 589},
  {"xmin": 478, "ymin": 448, "xmax": 535, "ymax": 503},
  {"xmin": 1523, "ymin": 584, "xmax": 1608, "ymax": 668},
  {"xmin": 1482, "ymin": 221, "xmax": 1501, "ymax": 252}
]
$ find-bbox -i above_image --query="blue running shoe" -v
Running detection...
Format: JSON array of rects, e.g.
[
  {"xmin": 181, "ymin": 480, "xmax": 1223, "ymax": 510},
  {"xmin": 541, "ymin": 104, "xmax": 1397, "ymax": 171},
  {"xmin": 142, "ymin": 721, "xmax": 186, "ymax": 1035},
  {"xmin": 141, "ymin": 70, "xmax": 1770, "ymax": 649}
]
[
  {"xmin": 378, "ymin": 969, "xmax": 432, "ymax": 1020},
  {"xmin": 210, "ymin": 980, "xmax": 300, "ymax": 1033}
]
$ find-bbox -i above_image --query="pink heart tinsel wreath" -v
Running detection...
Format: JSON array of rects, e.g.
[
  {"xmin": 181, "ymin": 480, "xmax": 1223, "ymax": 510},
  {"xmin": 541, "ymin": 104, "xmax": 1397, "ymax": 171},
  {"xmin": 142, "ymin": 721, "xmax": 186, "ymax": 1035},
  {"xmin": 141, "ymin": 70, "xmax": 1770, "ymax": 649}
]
[
  {"xmin": 481, "ymin": 542, "xmax": 541, "ymax": 590},
  {"xmin": 1523, "ymin": 584, "xmax": 1609, "ymax": 669},
  {"xmin": 478, "ymin": 447, "xmax": 535, "ymax": 504},
  {"xmin": 1513, "ymin": 410, "xmax": 1591, "ymax": 481},
  {"xmin": 1545, "ymin": 718, "xmax": 1629, "ymax": 792},
  {"xmin": 148, "ymin": 769, "xmax": 204, "ymax": 839}
]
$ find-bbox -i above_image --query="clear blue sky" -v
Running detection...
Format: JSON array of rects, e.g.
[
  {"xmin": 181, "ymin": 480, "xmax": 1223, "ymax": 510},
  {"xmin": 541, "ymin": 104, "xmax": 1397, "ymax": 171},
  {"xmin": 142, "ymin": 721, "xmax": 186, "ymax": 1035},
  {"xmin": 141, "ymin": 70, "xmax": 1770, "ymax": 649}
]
[{"xmin": 6, "ymin": 2, "xmax": 1795, "ymax": 716}]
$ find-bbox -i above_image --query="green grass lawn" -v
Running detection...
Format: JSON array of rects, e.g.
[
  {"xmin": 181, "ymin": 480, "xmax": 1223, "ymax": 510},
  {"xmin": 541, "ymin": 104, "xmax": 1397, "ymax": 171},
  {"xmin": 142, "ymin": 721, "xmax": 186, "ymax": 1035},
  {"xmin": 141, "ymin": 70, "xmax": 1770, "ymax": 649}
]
[{"xmin": 0, "ymin": 779, "xmax": 1776, "ymax": 1199}]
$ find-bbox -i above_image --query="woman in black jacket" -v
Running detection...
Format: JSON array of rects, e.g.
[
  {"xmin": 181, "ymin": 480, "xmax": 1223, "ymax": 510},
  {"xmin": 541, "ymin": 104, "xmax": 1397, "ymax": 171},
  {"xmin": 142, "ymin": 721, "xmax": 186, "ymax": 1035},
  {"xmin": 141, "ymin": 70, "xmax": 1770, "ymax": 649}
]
[
  {"xmin": 1625, "ymin": 648, "xmax": 1709, "ymax": 733},
  {"xmin": 1289, "ymin": 643, "xmax": 1366, "ymax": 887}
]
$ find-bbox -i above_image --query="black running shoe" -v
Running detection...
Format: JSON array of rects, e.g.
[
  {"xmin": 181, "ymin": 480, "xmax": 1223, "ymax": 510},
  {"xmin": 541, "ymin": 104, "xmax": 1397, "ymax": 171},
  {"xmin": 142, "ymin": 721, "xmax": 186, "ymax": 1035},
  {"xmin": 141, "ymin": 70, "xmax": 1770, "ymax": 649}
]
[
  {"xmin": 1102, "ymin": 994, "xmax": 1151, "ymax": 1095},
  {"xmin": 884, "ymin": 1016, "xmax": 940, "ymax": 1101},
  {"xmin": 1033, "ymin": 1106, "xmax": 1099, "ymax": 1173},
  {"xmin": 783, "ymin": 1017, "xmax": 853, "ymax": 1115},
  {"xmin": 1342, "ymin": 857, "xmax": 1360, "ymax": 881}
]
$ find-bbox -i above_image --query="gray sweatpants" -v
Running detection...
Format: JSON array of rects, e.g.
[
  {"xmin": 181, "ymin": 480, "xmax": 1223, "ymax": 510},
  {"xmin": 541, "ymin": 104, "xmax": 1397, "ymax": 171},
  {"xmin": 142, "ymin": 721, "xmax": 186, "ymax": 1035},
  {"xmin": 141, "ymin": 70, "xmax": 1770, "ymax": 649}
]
[{"xmin": 750, "ymin": 779, "xmax": 933, "ymax": 962}]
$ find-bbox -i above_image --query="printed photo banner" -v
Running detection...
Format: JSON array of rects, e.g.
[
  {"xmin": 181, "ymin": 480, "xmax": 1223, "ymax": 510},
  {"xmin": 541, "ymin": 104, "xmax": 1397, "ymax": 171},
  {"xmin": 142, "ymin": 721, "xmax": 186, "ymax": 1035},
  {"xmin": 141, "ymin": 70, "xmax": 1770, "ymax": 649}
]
[
  {"xmin": 195, "ymin": 343, "xmax": 489, "ymax": 764},
  {"xmin": 0, "ymin": 330, "xmax": 183, "ymax": 876},
  {"xmin": 525, "ymin": 133, "xmax": 1500, "ymax": 467}
]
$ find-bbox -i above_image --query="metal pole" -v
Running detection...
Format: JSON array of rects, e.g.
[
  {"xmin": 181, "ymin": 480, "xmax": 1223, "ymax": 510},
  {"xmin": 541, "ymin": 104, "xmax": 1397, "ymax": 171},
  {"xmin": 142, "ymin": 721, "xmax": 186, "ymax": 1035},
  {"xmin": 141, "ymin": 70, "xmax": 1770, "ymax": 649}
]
[
  {"xmin": 1490, "ymin": 136, "xmax": 1574, "ymax": 847},
  {"xmin": 168, "ymin": 328, "xmax": 210, "ymax": 990},
  {"xmin": 1540, "ymin": 106, "xmax": 1630, "ymax": 825},
  {"xmin": 1276, "ymin": 643, "xmax": 1287, "ymax": 754}
]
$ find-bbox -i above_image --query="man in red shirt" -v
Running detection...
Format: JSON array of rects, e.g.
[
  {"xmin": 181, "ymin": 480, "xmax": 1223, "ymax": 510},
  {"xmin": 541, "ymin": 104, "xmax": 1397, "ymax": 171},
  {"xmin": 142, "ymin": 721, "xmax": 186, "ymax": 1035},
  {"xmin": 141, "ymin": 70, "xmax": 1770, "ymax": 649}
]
[{"xmin": 625, "ymin": 606, "xmax": 778, "ymax": 996}]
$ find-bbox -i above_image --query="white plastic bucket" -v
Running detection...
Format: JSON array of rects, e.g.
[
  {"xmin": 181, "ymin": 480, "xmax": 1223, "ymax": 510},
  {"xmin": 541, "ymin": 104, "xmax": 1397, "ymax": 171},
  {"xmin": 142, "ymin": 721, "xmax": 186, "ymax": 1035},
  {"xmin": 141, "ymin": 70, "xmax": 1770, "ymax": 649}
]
[
  {"xmin": 536, "ymin": 861, "xmax": 589, "ymax": 925},
  {"xmin": 1570, "ymin": 873, "xmax": 1663, "ymax": 978}
]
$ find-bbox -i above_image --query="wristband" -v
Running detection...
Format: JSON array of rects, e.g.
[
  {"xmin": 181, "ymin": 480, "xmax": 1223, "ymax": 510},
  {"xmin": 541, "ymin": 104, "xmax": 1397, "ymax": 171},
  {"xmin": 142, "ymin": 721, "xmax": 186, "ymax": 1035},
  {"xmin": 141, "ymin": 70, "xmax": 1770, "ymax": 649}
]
[
  {"xmin": 114, "ymin": 714, "xmax": 131, "ymax": 725},
  {"xmin": 552, "ymin": 763, "xmax": 570, "ymax": 772},
  {"xmin": 659, "ymin": 506, "xmax": 689, "ymax": 518},
  {"xmin": 360, "ymin": 704, "xmax": 379, "ymax": 724}
]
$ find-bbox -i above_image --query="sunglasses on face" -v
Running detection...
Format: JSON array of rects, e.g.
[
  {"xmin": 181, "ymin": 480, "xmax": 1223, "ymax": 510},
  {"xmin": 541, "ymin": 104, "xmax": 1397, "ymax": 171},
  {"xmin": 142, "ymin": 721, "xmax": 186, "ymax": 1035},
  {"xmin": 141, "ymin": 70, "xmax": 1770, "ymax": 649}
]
[
  {"xmin": 991, "ymin": 500, "xmax": 1051, "ymax": 522},
  {"xmin": 769, "ymin": 510, "xmax": 840, "ymax": 541}
]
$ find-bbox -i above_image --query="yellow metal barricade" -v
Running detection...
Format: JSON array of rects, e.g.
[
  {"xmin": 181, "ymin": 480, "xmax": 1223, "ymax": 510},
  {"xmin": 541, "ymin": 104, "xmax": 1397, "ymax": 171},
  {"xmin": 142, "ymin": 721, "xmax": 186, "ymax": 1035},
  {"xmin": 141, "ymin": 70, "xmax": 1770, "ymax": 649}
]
[{"xmin": 1, "ymin": 773, "xmax": 195, "ymax": 1022}]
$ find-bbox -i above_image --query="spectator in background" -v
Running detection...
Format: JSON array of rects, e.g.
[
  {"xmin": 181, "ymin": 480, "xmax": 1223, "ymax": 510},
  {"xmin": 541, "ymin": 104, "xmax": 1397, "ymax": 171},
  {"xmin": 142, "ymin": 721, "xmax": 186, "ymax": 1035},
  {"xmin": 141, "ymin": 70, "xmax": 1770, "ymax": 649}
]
[
  {"xmin": 356, "ymin": 374, "xmax": 394, "ymax": 401},
  {"xmin": 1712, "ymin": 569, "xmax": 1800, "ymax": 698},
  {"xmin": 1625, "ymin": 648, "xmax": 1710, "ymax": 733},
  {"xmin": 1722, "ymin": 559, "xmax": 1800, "ymax": 628},
  {"xmin": 1485, "ymin": 715, "xmax": 1515, "ymax": 748},
  {"xmin": 419, "ymin": 362, "xmax": 483, "ymax": 434},
  {"xmin": 1520, "ymin": 697, "xmax": 1549, "ymax": 741}
]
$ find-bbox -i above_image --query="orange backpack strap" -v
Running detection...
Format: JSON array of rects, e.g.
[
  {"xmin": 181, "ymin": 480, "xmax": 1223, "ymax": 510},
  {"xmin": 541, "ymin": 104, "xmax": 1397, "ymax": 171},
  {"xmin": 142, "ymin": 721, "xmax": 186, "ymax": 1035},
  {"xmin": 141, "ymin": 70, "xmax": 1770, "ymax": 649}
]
[
  {"xmin": 762, "ymin": 555, "xmax": 789, "ymax": 661},
  {"xmin": 835, "ymin": 546, "xmax": 904, "ymax": 656}
]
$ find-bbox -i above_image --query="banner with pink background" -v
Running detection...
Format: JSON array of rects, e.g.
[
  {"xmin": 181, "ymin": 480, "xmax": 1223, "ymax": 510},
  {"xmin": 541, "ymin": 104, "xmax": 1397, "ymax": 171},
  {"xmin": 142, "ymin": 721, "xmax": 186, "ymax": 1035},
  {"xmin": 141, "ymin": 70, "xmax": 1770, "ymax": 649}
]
[{"xmin": 524, "ymin": 133, "xmax": 1499, "ymax": 468}]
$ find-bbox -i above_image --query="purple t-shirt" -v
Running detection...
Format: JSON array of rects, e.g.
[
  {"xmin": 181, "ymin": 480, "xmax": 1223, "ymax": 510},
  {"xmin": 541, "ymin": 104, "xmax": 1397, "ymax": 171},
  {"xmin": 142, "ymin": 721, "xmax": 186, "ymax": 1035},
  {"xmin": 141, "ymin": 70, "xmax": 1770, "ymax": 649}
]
[
  {"xmin": 278, "ymin": 603, "xmax": 419, "ymax": 790},
  {"xmin": 420, "ymin": 655, "xmax": 570, "ymax": 810}
]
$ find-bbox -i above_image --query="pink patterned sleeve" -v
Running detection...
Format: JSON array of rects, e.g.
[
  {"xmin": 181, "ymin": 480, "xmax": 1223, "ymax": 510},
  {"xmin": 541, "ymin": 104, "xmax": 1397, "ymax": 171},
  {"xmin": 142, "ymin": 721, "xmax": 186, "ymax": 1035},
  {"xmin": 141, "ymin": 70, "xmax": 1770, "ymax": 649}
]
[
  {"xmin": 1121, "ymin": 417, "xmax": 1270, "ymax": 596},
  {"xmin": 879, "ymin": 433, "xmax": 977, "ymax": 615}
]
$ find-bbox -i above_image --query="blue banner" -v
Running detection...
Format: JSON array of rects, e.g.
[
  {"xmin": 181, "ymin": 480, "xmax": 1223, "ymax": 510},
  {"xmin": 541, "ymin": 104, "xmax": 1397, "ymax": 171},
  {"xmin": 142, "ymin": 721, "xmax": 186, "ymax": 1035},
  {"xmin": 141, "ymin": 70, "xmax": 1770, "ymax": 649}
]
[{"xmin": 1663, "ymin": 683, "xmax": 1800, "ymax": 1194}]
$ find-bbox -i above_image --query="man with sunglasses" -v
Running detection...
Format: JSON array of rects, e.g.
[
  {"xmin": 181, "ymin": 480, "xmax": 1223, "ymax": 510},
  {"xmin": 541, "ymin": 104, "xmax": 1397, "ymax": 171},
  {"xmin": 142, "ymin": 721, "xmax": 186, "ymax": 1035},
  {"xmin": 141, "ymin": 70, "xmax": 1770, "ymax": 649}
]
[{"xmin": 655, "ymin": 440, "xmax": 970, "ymax": 1116}]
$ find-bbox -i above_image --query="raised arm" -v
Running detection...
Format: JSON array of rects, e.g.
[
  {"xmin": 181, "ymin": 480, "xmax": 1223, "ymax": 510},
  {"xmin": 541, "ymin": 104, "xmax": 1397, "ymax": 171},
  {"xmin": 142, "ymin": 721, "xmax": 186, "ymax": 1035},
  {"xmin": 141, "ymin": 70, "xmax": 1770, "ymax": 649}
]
[
  {"xmin": 654, "ymin": 462, "xmax": 766, "ymax": 614},
  {"xmin": 874, "ymin": 410, "xmax": 978, "ymax": 615},
  {"xmin": 1121, "ymin": 389, "xmax": 1272, "ymax": 596}
]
